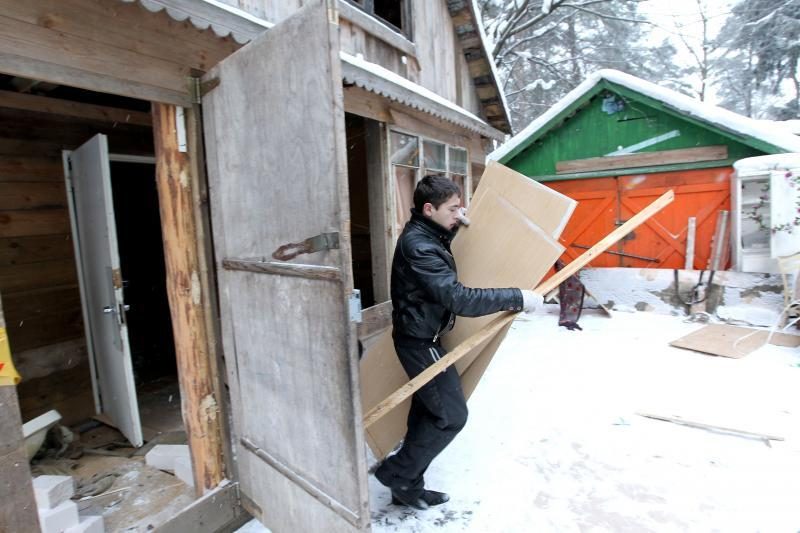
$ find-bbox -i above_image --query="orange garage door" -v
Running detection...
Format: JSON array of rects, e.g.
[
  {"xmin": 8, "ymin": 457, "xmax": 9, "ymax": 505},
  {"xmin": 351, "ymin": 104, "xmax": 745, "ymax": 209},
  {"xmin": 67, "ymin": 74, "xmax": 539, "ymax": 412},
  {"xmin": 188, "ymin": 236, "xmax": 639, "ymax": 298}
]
[{"xmin": 547, "ymin": 167, "xmax": 732, "ymax": 269}]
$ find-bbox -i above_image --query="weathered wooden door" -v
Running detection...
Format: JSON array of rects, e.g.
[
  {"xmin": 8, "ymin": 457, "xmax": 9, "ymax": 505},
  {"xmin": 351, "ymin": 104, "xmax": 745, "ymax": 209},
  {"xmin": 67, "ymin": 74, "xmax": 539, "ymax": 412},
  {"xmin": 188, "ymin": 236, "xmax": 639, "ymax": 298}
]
[
  {"xmin": 619, "ymin": 169, "xmax": 732, "ymax": 268},
  {"xmin": 201, "ymin": 2, "xmax": 369, "ymax": 532},
  {"xmin": 547, "ymin": 178, "xmax": 618, "ymax": 267},
  {"xmin": 64, "ymin": 134, "xmax": 142, "ymax": 447}
]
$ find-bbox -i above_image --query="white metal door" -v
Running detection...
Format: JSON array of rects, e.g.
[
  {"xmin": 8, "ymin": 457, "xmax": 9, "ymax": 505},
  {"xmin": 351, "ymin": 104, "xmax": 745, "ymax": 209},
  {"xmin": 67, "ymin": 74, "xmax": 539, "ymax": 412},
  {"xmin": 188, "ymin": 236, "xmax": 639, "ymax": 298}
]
[
  {"xmin": 65, "ymin": 134, "xmax": 143, "ymax": 447},
  {"xmin": 202, "ymin": 1, "xmax": 370, "ymax": 531}
]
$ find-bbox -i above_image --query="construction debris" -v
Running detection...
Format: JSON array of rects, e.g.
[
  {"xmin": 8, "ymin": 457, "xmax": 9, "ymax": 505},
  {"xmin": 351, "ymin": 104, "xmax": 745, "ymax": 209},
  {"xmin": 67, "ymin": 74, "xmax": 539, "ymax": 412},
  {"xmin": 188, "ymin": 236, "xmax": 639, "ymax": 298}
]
[{"xmin": 669, "ymin": 323, "xmax": 800, "ymax": 358}]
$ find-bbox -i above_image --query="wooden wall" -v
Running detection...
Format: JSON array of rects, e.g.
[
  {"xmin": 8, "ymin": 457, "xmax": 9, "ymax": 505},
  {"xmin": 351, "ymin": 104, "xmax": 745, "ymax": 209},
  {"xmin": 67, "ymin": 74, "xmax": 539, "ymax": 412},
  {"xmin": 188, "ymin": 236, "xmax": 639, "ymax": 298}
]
[
  {"xmin": 0, "ymin": 103, "xmax": 153, "ymax": 425},
  {"xmin": 218, "ymin": 0, "xmax": 484, "ymax": 115}
]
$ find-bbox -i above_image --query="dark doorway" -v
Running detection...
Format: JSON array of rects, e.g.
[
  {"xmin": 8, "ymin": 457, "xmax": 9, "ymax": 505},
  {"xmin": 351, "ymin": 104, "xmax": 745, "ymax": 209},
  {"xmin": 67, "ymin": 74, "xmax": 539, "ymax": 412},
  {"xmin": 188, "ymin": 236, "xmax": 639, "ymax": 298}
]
[
  {"xmin": 109, "ymin": 161, "xmax": 176, "ymax": 384},
  {"xmin": 345, "ymin": 113, "xmax": 376, "ymax": 308}
]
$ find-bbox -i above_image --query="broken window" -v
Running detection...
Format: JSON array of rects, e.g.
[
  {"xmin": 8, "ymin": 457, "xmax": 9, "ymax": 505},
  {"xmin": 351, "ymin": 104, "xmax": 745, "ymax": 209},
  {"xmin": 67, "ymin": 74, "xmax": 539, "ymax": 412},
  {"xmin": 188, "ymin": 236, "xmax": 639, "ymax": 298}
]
[{"xmin": 347, "ymin": 0, "xmax": 410, "ymax": 37}]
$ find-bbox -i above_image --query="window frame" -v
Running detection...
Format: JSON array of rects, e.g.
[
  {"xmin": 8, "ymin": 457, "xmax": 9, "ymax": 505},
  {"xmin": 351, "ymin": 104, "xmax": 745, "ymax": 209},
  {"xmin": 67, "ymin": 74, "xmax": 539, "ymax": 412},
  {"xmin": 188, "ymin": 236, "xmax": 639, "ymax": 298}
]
[
  {"xmin": 343, "ymin": 0, "xmax": 413, "ymax": 39},
  {"xmin": 388, "ymin": 127, "xmax": 472, "ymax": 243}
]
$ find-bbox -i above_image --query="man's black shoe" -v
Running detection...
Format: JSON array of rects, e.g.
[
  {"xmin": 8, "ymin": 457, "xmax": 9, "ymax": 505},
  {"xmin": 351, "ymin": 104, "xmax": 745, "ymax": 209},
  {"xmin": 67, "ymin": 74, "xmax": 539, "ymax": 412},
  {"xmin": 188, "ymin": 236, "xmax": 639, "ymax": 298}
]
[
  {"xmin": 391, "ymin": 489, "xmax": 449, "ymax": 508},
  {"xmin": 390, "ymin": 488, "xmax": 429, "ymax": 510}
]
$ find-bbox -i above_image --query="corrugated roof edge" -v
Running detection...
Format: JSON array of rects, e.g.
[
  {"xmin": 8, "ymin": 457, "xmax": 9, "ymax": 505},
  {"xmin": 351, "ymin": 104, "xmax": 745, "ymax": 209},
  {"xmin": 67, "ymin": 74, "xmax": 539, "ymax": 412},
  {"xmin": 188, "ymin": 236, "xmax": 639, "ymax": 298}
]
[
  {"xmin": 341, "ymin": 52, "xmax": 504, "ymax": 141},
  {"xmin": 121, "ymin": 0, "xmax": 272, "ymax": 44},
  {"xmin": 488, "ymin": 69, "xmax": 800, "ymax": 163}
]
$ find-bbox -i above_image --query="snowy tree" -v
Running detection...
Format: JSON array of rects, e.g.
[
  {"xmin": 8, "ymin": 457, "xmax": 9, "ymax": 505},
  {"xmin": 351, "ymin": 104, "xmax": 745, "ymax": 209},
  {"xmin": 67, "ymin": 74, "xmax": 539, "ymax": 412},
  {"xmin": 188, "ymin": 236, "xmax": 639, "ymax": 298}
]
[
  {"xmin": 714, "ymin": 0, "xmax": 800, "ymax": 118},
  {"xmin": 478, "ymin": 0, "xmax": 674, "ymax": 128}
]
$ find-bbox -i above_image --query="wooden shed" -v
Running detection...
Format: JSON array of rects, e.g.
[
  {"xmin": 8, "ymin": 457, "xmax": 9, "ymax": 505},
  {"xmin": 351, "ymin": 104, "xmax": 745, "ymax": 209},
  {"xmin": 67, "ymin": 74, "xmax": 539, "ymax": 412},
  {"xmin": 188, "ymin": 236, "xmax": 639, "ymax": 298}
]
[
  {"xmin": 0, "ymin": 0, "xmax": 512, "ymax": 531},
  {"xmin": 490, "ymin": 70, "xmax": 800, "ymax": 270}
]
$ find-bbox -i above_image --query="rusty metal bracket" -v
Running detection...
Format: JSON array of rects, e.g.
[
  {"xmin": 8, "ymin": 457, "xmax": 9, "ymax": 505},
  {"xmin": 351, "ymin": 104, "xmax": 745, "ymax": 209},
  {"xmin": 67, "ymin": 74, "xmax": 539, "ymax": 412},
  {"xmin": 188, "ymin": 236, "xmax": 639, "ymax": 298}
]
[{"xmin": 272, "ymin": 232, "xmax": 340, "ymax": 262}]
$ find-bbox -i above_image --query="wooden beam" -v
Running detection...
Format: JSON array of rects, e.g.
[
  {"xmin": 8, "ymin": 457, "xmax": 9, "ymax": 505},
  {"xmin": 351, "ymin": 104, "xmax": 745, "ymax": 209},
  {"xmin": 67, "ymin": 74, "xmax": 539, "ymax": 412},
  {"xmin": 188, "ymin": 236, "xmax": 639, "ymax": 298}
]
[
  {"xmin": 636, "ymin": 412, "xmax": 784, "ymax": 442},
  {"xmin": 362, "ymin": 189, "xmax": 675, "ymax": 428},
  {"xmin": 0, "ymin": 90, "xmax": 151, "ymax": 126},
  {"xmin": 685, "ymin": 216, "xmax": 696, "ymax": 270},
  {"xmin": 556, "ymin": 146, "xmax": 729, "ymax": 174},
  {"xmin": 152, "ymin": 103, "xmax": 224, "ymax": 495}
]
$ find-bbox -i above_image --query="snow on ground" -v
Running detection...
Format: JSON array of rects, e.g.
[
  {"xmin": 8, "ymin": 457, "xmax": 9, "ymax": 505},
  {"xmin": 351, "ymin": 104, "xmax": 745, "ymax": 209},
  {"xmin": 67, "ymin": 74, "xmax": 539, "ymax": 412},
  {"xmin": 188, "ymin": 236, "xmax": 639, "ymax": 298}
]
[{"xmin": 241, "ymin": 310, "xmax": 800, "ymax": 532}]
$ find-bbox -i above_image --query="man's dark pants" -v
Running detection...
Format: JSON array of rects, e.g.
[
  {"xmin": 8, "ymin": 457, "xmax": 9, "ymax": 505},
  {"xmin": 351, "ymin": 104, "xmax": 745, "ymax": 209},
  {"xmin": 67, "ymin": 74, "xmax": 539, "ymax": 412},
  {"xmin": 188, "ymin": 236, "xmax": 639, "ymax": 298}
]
[{"xmin": 374, "ymin": 340, "xmax": 468, "ymax": 496}]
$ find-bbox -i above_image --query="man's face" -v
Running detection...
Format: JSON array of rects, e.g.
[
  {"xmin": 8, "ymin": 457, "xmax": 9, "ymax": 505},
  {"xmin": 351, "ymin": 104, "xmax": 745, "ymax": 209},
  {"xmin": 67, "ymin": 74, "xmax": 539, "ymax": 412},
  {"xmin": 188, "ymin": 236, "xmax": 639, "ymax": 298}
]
[{"xmin": 424, "ymin": 194, "xmax": 462, "ymax": 231}]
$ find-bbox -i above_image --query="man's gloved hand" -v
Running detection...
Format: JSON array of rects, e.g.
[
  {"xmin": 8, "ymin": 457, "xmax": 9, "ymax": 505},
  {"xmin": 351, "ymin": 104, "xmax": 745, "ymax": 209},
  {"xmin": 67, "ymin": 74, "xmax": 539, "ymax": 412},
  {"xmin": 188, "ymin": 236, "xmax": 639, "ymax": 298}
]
[
  {"xmin": 456, "ymin": 207, "xmax": 471, "ymax": 226},
  {"xmin": 521, "ymin": 290, "xmax": 544, "ymax": 313}
]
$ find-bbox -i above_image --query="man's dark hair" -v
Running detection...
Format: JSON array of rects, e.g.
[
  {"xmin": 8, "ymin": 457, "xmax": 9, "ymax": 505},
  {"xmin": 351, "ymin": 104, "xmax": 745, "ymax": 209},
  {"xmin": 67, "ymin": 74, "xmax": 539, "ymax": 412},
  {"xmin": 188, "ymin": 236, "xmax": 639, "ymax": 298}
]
[{"xmin": 413, "ymin": 175, "xmax": 461, "ymax": 211}]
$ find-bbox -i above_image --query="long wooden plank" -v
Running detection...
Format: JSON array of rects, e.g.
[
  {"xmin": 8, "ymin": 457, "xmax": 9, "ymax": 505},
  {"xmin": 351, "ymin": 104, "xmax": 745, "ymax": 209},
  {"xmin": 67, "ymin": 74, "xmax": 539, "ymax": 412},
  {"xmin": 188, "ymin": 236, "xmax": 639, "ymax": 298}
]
[
  {"xmin": 636, "ymin": 412, "xmax": 784, "ymax": 441},
  {"xmin": 0, "ymin": 90, "xmax": 151, "ymax": 127},
  {"xmin": 0, "ymin": 258, "xmax": 77, "ymax": 293},
  {"xmin": 0, "ymin": 235, "xmax": 74, "ymax": 266},
  {"xmin": 0, "ymin": 182, "xmax": 66, "ymax": 210},
  {"xmin": 0, "ymin": 156, "xmax": 64, "ymax": 181},
  {"xmin": 362, "ymin": 189, "xmax": 675, "ymax": 428},
  {"xmin": 0, "ymin": 209, "xmax": 70, "ymax": 238},
  {"xmin": 556, "ymin": 146, "xmax": 728, "ymax": 174}
]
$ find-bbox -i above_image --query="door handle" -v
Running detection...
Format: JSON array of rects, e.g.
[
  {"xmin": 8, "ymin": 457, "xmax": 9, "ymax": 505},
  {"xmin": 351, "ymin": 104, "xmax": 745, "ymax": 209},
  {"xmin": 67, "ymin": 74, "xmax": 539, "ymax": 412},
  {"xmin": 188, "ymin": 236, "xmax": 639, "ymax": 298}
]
[{"xmin": 103, "ymin": 306, "xmax": 115, "ymax": 314}]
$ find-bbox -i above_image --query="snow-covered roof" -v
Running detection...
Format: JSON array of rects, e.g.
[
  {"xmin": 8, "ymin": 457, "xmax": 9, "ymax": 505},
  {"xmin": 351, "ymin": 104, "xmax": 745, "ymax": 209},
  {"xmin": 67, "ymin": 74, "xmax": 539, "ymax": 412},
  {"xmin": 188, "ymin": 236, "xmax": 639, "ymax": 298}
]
[
  {"xmin": 120, "ymin": 0, "xmax": 272, "ymax": 44},
  {"xmin": 489, "ymin": 69, "xmax": 800, "ymax": 163},
  {"xmin": 469, "ymin": 0, "xmax": 511, "ymax": 132},
  {"xmin": 733, "ymin": 153, "xmax": 800, "ymax": 174},
  {"xmin": 340, "ymin": 52, "xmax": 504, "ymax": 140}
]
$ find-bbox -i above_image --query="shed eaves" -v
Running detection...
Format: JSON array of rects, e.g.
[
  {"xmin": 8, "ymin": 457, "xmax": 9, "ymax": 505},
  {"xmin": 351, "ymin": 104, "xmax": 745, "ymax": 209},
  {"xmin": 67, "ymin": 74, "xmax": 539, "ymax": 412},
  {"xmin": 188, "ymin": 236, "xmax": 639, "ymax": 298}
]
[
  {"xmin": 489, "ymin": 69, "xmax": 800, "ymax": 163},
  {"xmin": 120, "ymin": 0, "xmax": 505, "ymax": 140},
  {"xmin": 120, "ymin": 0, "xmax": 271, "ymax": 44},
  {"xmin": 341, "ymin": 52, "xmax": 504, "ymax": 141}
]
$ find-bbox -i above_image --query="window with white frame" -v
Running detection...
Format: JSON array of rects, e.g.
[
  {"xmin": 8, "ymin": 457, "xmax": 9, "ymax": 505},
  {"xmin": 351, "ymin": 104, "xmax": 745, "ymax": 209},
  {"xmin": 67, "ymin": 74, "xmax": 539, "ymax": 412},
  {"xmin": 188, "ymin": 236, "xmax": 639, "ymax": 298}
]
[{"xmin": 389, "ymin": 130, "xmax": 470, "ymax": 235}]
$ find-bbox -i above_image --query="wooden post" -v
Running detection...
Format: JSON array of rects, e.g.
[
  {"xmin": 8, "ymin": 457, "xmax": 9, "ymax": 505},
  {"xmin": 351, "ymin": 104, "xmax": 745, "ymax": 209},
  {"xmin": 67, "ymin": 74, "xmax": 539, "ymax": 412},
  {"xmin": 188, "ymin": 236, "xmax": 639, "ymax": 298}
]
[
  {"xmin": 0, "ymin": 295, "xmax": 40, "ymax": 531},
  {"xmin": 152, "ymin": 103, "xmax": 224, "ymax": 494},
  {"xmin": 363, "ymin": 190, "xmax": 675, "ymax": 428},
  {"xmin": 685, "ymin": 217, "xmax": 696, "ymax": 270}
]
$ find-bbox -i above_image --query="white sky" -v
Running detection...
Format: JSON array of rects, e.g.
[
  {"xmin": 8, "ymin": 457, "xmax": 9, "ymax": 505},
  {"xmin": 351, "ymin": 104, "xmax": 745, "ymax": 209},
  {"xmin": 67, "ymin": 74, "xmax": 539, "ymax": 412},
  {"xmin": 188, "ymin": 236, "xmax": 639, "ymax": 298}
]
[{"xmin": 639, "ymin": 0, "xmax": 738, "ymax": 99}]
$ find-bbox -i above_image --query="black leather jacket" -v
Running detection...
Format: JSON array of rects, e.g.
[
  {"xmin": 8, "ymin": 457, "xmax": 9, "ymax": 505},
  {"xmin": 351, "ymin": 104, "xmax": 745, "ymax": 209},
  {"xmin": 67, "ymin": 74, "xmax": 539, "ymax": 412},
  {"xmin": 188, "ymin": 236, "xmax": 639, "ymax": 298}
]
[{"xmin": 391, "ymin": 210, "xmax": 523, "ymax": 342}]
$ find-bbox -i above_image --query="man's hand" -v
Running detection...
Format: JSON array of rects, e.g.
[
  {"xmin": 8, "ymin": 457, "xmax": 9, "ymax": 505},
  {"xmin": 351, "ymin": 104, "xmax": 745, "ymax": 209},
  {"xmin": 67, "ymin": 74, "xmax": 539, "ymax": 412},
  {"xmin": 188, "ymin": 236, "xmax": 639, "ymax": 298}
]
[
  {"xmin": 521, "ymin": 290, "xmax": 544, "ymax": 313},
  {"xmin": 456, "ymin": 207, "xmax": 471, "ymax": 226}
]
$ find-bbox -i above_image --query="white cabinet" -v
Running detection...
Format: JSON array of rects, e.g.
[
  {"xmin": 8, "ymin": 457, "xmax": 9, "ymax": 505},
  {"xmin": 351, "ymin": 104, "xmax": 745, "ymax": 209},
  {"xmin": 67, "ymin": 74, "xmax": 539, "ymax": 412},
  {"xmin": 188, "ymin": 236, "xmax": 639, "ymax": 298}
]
[{"xmin": 732, "ymin": 155, "xmax": 800, "ymax": 273}]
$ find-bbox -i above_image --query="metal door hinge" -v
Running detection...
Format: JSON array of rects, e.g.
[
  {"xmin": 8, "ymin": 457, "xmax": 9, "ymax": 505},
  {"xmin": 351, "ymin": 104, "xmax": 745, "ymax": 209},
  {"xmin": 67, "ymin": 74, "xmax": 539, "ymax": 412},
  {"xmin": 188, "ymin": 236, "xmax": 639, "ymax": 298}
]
[
  {"xmin": 349, "ymin": 289, "xmax": 362, "ymax": 323},
  {"xmin": 272, "ymin": 232, "xmax": 340, "ymax": 261},
  {"xmin": 189, "ymin": 77, "xmax": 221, "ymax": 104}
]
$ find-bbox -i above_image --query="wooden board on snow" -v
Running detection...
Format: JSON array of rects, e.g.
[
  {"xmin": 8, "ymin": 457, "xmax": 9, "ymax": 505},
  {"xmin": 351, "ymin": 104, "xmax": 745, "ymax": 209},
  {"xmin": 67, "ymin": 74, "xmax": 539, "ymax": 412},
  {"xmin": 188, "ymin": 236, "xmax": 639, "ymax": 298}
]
[
  {"xmin": 360, "ymin": 162, "xmax": 574, "ymax": 459},
  {"xmin": 669, "ymin": 324, "xmax": 800, "ymax": 358}
]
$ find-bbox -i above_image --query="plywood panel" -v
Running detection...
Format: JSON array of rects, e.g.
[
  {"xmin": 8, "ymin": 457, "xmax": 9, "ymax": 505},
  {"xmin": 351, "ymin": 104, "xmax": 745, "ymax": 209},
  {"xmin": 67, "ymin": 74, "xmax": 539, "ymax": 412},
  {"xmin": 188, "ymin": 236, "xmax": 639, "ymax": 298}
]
[
  {"xmin": 361, "ymin": 162, "xmax": 571, "ymax": 459},
  {"xmin": 669, "ymin": 324, "xmax": 800, "ymax": 358}
]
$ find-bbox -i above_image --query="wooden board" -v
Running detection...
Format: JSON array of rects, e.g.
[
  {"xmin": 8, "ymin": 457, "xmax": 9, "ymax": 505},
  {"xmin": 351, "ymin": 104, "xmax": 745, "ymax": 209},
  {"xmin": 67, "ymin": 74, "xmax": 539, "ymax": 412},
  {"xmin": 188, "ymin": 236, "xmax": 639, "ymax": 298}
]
[
  {"xmin": 556, "ymin": 146, "xmax": 728, "ymax": 174},
  {"xmin": 360, "ymin": 162, "xmax": 571, "ymax": 459},
  {"xmin": 474, "ymin": 161, "xmax": 576, "ymax": 238},
  {"xmin": 669, "ymin": 324, "xmax": 800, "ymax": 358}
]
